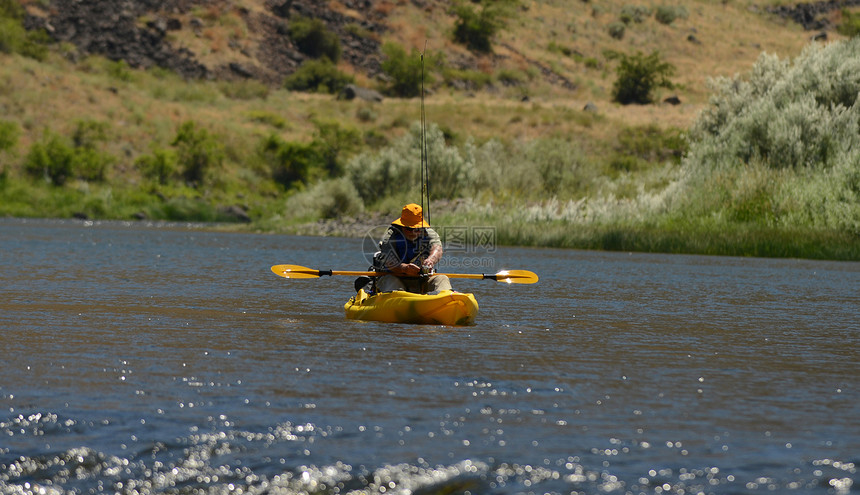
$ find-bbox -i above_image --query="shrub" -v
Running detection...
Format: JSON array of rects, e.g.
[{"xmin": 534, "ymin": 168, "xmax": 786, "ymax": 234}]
[
  {"xmin": 616, "ymin": 124, "xmax": 686, "ymax": 164},
  {"xmin": 135, "ymin": 148, "xmax": 177, "ymax": 185},
  {"xmin": 284, "ymin": 58, "xmax": 354, "ymax": 94},
  {"xmin": 619, "ymin": 5, "xmax": 652, "ymax": 24},
  {"xmin": 688, "ymin": 39, "xmax": 860, "ymax": 172},
  {"xmin": 171, "ymin": 121, "xmax": 224, "ymax": 186},
  {"xmin": 25, "ymin": 132, "xmax": 77, "ymax": 186},
  {"xmin": 380, "ymin": 42, "xmax": 426, "ymax": 98},
  {"xmin": 0, "ymin": 0, "xmax": 24, "ymax": 19},
  {"xmin": 284, "ymin": 177, "xmax": 364, "ymax": 220},
  {"xmin": 452, "ymin": 0, "xmax": 509, "ymax": 53},
  {"xmin": 24, "ymin": 122, "xmax": 114, "ymax": 185},
  {"xmin": 258, "ymin": 134, "xmax": 323, "ymax": 188},
  {"xmin": 0, "ymin": 119, "xmax": 19, "ymax": 154},
  {"xmin": 355, "ymin": 106, "xmax": 377, "ymax": 123},
  {"xmin": 0, "ymin": 17, "xmax": 23, "ymax": 54},
  {"xmin": 608, "ymin": 22, "xmax": 625, "ymax": 40},
  {"xmin": 72, "ymin": 120, "xmax": 109, "ymax": 149},
  {"xmin": 678, "ymin": 38, "xmax": 860, "ymax": 232},
  {"xmin": 523, "ymin": 138, "xmax": 589, "ymax": 195},
  {"xmin": 606, "ymin": 50, "xmax": 675, "ymax": 104},
  {"xmin": 655, "ymin": 5, "xmax": 689, "ymax": 25},
  {"xmin": 107, "ymin": 59, "xmax": 134, "ymax": 82},
  {"xmin": 312, "ymin": 119, "xmax": 362, "ymax": 176},
  {"xmin": 0, "ymin": 15, "xmax": 49, "ymax": 60},
  {"xmin": 837, "ymin": 8, "xmax": 860, "ymax": 37},
  {"xmin": 288, "ymin": 15, "xmax": 341, "ymax": 62},
  {"xmin": 346, "ymin": 122, "xmax": 475, "ymax": 203}
]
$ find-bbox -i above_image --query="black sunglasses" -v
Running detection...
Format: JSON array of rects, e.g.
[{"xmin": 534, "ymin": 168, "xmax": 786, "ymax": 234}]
[{"xmin": 403, "ymin": 226, "xmax": 421, "ymax": 231}]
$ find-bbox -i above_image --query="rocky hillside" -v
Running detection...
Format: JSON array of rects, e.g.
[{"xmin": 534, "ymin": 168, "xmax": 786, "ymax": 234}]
[
  {"xmin": 19, "ymin": 0, "xmax": 856, "ymax": 91},
  {"xmin": 22, "ymin": 0, "xmax": 389, "ymax": 84}
]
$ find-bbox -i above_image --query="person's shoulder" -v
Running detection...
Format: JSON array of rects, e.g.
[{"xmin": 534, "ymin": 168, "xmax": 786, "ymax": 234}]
[
  {"xmin": 379, "ymin": 225, "xmax": 400, "ymax": 243},
  {"xmin": 424, "ymin": 227, "xmax": 442, "ymax": 242}
]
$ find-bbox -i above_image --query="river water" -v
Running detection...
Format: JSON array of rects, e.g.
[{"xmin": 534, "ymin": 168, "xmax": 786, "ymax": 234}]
[{"xmin": 1, "ymin": 218, "xmax": 857, "ymax": 494}]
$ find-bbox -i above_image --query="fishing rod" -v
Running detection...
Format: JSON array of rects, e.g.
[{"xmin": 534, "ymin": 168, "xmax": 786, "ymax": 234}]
[{"xmin": 420, "ymin": 42, "xmax": 430, "ymax": 227}]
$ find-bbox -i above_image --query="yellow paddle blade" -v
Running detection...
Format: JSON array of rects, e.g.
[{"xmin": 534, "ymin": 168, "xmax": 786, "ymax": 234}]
[
  {"xmin": 445, "ymin": 269, "xmax": 539, "ymax": 284},
  {"xmin": 494, "ymin": 269, "xmax": 539, "ymax": 284},
  {"xmin": 271, "ymin": 264, "xmax": 323, "ymax": 279}
]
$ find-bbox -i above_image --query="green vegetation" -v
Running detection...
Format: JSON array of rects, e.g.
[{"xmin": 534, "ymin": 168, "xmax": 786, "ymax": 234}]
[
  {"xmin": 1, "ymin": 1, "xmax": 858, "ymax": 260},
  {"xmin": 608, "ymin": 22, "xmax": 626, "ymax": 40},
  {"xmin": 676, "ymin": 39, "xmax": 860, "ymax": 236},
  {"xmin": 607, "ymin": 50, "xmax": 676, "ymax": 104},
  {"xmin": 380, "ymin": 42, "xmax": 437, "ymax": 98},
  {"xmin": 655, "ymin": 5, "xmax": 689, "ymax": 25},
  {"xmin": 619, "ymin": 5, "xmax": 652, "ymax": 24},
  {"xmin": 24, "ymin": 121, "xmax": 114, "ymax": 186},
  {"xmin": 837, "ymin": 8, "xmax": 860, "ymax": 37},
  {"xmin": 451, "ymin": 0, "xmax": 517, "ymax": 53},
  {"xmin": 0, "ymin": 0, "xmax": 49, "ymax": 60},
  {"xmin": 288, "ymin": 15, "xmax": 341, "ymax": 63},
  {"xmin": 284, "ymin": 58, "xmax": 354, "ymax": 94}
]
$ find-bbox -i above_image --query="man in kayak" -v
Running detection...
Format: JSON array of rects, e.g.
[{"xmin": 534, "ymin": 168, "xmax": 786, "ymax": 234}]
[{"xmin": 373, "ymin": 203, "xmax": 453, "ymax": 294}]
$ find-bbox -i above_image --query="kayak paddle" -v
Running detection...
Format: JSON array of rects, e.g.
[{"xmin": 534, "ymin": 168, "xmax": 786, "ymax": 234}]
[{"xmin": 271, "ymin": 264, "xmax": 538, "ymax": 284}]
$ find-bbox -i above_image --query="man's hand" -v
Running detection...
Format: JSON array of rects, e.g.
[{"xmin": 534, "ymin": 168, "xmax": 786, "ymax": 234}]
[{"xmin": 393, "ymin": 263, "xmax": 421, "ymax": 277}]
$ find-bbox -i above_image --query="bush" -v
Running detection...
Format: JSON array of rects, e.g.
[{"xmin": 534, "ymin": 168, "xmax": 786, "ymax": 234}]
[
  {"xmin": 0, "ymin": 16, "xmax": 49, "ymax": 60},
  {"xmin": 678, "ymin": 38, "xmax": 860, "ymax": 232},
  {"xmin": 258, "ymin": 134, "xmax": 323, "ymax": 189},
  {"xmin": 655, "ymin": 5, "xmax": 689, "ymax": 25},
  {"xmin": 688, "ymin": 39, "xmax": 860, "ymax": 172},
  {"xmin": 0, "ymin": 119, "xmax": 19, "ymax": 154},
  {"xmin": 607, "ymin": 50, "xmax": 675, "ymax": 104},
  {"xmin": 0, "ymin": 0, "xmax": 24, "ymax": 19},
  {"xmin": 524, "ymin": 138, "xmax": 590, "ymax": 195},
  {"xmin": 380, "ymin": 42, "xmax": 427, "ymax": 98},
  {"xmin": 284, "ymin": 177, "xmax": 364, "ymax": 220},
  {"xmin": 312, "ymin": 119, "xmax": 362, "ymax": 176},
  {"xmin": 284, "ymin": 58, "xmax": 354, "ymax": 94},
  {"xmin": 346, "ymin": 122, "xmax": 475, "ymax": 203},
  {"xmin": 608, "ymin": 22, "xmax": 625, "ymax": 40},
  {"xmin": 171, "ymin": 121, "xmax": 224, "ymax": 186},
  {"xmin": 837, "ymin": 8, "xmax": 860, "ymax": 37},
  {"xmin": 25, "ymin": 132, "xmax": 74, "ymax": 185},
  {"xmin": 24, "ymin": 122, "xmax": 114, "ymax": 185},
  {"xmin": 288, "ymin": 15, "xmax": 341, "ymax": 62},
  {"xmin": 135, "ymin": 148, "xmax": 177, "ymax": 185},
  {"xmin": 107, "ymin": 60, "xmax": 135, "ymax": 82},
  {"xmin": 616, "ymin": 124, "xmax": 686, "ymax": 164},
  {"xmin": 452, "ymin": 0, "xmax": 510, "ymax": 53},
  {"xmin": 619, "ymin": 5, "xmax": 652, "ymax": 24}
]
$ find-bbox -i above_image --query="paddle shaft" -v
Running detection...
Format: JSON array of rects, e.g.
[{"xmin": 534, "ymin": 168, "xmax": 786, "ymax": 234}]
[
  {"xmin": 271, "ymin": 264, "xmax": 538, "ymax": 284},
  {"xmin": 311, "ymin": 270, "xmax": 495, "ymax": 279},
  {"xmin": 326, "ymin": 271, "xmax": 511, "ymax": 281}
]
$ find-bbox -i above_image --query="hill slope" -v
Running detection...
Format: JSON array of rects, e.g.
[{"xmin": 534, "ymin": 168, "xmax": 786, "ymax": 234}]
[{"xmin": 2, "ymin": 0, "xmax": 858, "ymax": 259}]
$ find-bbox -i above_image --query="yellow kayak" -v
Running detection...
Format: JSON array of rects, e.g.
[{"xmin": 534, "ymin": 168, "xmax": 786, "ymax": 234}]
[{"xmin": 344, "ymin": 289, "xmax": 479, "ymax": 326}]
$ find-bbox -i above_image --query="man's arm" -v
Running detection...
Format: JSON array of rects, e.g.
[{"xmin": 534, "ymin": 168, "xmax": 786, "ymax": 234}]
[{"xmin": 423, "ymin": 244, "xmax": 443, "ymax": 270}]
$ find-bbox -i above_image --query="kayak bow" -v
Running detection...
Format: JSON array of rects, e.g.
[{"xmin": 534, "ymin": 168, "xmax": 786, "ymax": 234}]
[{"xmin": 344, "ymin": 289, "xmax": 479, "ymax": 326}]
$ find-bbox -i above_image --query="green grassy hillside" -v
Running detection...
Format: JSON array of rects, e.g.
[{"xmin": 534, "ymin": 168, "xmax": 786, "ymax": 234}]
[{"xmin": 1, "ymin": 0, "xmax": 858, "ymax": 259}]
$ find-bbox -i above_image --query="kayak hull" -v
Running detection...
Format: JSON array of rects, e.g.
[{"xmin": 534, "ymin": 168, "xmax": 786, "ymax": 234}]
[{"xmin": 344, "ymin": 289, "xmax": 479, "ymax": 326}]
